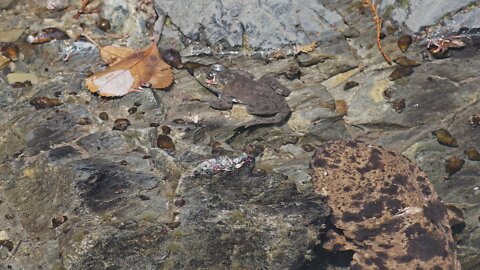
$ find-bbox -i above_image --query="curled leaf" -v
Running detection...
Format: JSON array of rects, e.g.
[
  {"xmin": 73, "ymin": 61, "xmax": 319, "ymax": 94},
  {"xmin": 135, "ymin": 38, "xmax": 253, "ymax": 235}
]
[{"xmin": 86, "ymin": 41, "xmax": 173, "ymax": 97}]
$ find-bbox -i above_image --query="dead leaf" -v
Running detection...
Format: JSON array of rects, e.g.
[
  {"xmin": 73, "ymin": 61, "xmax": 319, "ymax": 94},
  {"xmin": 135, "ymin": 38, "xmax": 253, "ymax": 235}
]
[
  {"xmin": 86, "ymin": 41, "xmax": 173, "ymax": 97},
  {"xmin": 99, "ymin": 45, "xmax": 135, "ymax": 65}
]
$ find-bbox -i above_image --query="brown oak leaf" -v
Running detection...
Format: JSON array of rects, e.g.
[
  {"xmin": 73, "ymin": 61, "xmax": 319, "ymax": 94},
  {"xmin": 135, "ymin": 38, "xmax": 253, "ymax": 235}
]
[{"xmin": 86, "ymin": 40, "xmax": 173, "ymax": 97}]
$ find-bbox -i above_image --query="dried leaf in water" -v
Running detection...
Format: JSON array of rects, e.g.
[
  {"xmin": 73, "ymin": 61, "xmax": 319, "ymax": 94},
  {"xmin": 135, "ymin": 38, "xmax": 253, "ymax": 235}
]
[
  {"xmin": 99, "ymin": 45, "xmax": 135, "ymax": 65},
  {"xmin": 86, "ymin": 42, "xmax": 174, "ymax": 97}
]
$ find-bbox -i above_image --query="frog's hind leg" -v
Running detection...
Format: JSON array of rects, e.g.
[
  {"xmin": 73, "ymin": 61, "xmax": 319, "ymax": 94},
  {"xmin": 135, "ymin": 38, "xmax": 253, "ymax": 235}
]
[
  {"xmin": 258, "ymin": 75, "xmax": 291, "ymax": 96},
  {"xmin": 242, "ymin": 110, "xmax": 291, "ymax": 128},
  {"xmin": 209, "ymin": 95, "xmax": 234, "ymax": 110}
]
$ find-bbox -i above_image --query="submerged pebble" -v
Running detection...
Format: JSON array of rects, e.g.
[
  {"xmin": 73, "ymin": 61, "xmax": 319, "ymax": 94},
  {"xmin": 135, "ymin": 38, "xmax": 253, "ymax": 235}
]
[
  {"xmin": 389, "ymin": 66, "xmax": 414, "ymax": 81},
  {"xmin": 394, "ymin": 56, "xmax": 420, "ymax": 67},
  {"xmin": 397, "ymin": 34, "xmax": 413, "ymax": 52},
  {"xmin": 445, "ymin": 156, "xmax": 464, "ymax": 178},
  {"xmin": 1, "ymin": 43, "xmax": 19, "ymax": 61},
  {"xmin": 432, "ymin": 128, "xmax": 458, "ymax": 147},
  {"xmin": 29, "ymin": 96, "xmax": 63, "ymax": 109},
  {"xmin": 157, "ymin": 135, "xmax": 175, "ymax": 150},
  {"xmin": 465, "ymin": 147, "xmax": 480, "ymax": 161},
  {"xmin": 112, "ymin": 119, "xmax": 130, "ymax": 131}
]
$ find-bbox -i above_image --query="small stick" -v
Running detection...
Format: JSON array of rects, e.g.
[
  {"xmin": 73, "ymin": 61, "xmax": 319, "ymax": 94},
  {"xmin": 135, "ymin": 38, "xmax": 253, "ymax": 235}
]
[
  {"xmin": 362, "ymin": 0, "xmax": 392, "ymax": 65},
  {"xmin": 74, "ymin": 0, "xmax": 91, "ymax": 19}
]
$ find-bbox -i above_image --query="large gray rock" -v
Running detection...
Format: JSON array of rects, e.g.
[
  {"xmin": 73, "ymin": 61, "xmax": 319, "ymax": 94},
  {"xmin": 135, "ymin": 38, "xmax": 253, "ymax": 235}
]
[{"xmin": 154, "ymin": 0, "xmax": 345, "ymax": 49}]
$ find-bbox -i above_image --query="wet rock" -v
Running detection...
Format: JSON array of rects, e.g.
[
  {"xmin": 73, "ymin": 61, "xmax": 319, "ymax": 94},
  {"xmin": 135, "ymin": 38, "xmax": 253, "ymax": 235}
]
[
  {"xmin": 97, "ymin": 18, "xmax": 112, "ymax": 32},
  {"xmin": 310, "ymin": 140, "xmax": 459, "ymax": 269},
  {"xmin": 0, "ymin": 28, "xmax": 25, "ymax": 43},
  {"xmin": 154, "ymin": 0, "xmax": 346, "ymax": 49},
  {"xmin": 7, "ymin": 73, "xmax": 38, "ymax": 85},
  {"xmin": 174, "ymin": 164, "xmax": 329, "ymax": 269}
]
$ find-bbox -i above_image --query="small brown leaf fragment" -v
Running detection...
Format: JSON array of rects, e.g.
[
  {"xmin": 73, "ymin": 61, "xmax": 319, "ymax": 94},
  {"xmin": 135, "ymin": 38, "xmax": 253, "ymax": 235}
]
[
  {"xmin": 30, "ymin": 97, "xmax": 63, "ymax": 109},
  {"xmin": 389, "ymin": 66, "xmax": 414, "ymax": 81},
  {"xmin": 77, "ymin": 117, "xmax": 92, "ymax": 125}
]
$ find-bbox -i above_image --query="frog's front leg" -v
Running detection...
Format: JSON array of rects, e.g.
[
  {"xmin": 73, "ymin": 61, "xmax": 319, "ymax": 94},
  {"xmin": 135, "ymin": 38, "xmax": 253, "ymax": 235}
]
[
  {"xmin": 258, "ymin": 75, "xmax": 291, "ymax": 97},
  {"xmin": 209, "ymin": 95, "xmax": 234, "ymax": 110}
]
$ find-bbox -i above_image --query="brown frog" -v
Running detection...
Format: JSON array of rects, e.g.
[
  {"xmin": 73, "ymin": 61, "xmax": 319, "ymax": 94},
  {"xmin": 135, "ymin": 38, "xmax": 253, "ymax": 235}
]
[{"xmin": 194, "ymin": 64, "xmax": 291, "ymax": 128}]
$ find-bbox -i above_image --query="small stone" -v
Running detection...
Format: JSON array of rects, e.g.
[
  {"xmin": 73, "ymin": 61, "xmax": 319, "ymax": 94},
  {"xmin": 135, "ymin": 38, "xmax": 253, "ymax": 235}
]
[
  {"xmin": 391, "ymin": 98, "xmax": 406, "ymax": 113},
  {"xmin": 157, "ymin": 135, "xmax": 175, "ymax": 150},
  {"xmin": 174, "ymin": 199, "xmax": 185, "ymax": 207},
  {"xmin": 397, "ymin": 34, "xmax": 413, "ymax": 52},
  {"xmin": 97, "ymin": 18, "xmax": 112, "ymax": 32},
  {"xmin": 29, "ymin": 97, "xmax": 63, "ymax": 109},
  {"xmin": 161, "ymin": 125, "xmax": 171, "ymax": 135},
  {"xmin": 1, "ymin": 43, "xmax": 19, "ymax": 61},
  {"xmin": 389, "ymin": 67, "xmax": 414, "ymax": 81},
  {"xmin": 112, "ymin": 119, "xmax": 130, "ymax": 131},
  {"xmin": 99, "ymin": 112, "xmax": 109, "ymax": 121},
  {"xmin": 301, "ymin": 144, "xmax": 315, "ymax": 152},
  {"xmin": 7, "ymin": 72, "xmax": 39, "ymax": 85},
  {"xmin": 51, "ymin": 214, "xmax": 68, "ymax": 228},
  {"xmin": 77, "ymin": 117, "xmax": 92, "ymax": 125},
  {"xmin": 445, "ymin": 156, "xmax": 464, "ymax": 178},
  {"xmin": 464, "ymin": 147, "xmax": 480, "ymax": 161},
  {"xmin": 432, "ymin": 129, "xmax": 458, "ymax": 148},
  {"xmin": 27, "ymin": 27, "xmax": 69, "ymax": 44},
  {"xmin": 285, "ymin": 65, "xmax": 302, "ymax": 80},
  {"xmin": 394, "ymin": 56, "xmax": 421, "ymax": 67},
  {"xmin": 470, "ymin": 113, "xmax": 480, "ymax": 127},
  {"xmin": 344, "ymin": 81, "xmax": 359, "ymax": 90},
  {"xmin": 128, "ymin": 107, "xmax": 137, "ymax": 114}
]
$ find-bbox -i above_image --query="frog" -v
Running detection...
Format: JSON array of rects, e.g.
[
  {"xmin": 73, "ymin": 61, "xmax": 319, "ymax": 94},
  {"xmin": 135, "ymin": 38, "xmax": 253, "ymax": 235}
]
[{"xmin": 193, "ymin": 64, "xmax": 291, "ymax": 128}]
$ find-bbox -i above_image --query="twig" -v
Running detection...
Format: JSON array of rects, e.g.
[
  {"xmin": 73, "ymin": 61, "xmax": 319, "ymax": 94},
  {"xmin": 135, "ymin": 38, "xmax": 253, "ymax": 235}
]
[
  {"xmin": 74, "ymin": 0, "xmax": 92, "ymax": 19},
  {"xmin": 362, "ymin": 0, "xmax": 392, "ymax": 65}
]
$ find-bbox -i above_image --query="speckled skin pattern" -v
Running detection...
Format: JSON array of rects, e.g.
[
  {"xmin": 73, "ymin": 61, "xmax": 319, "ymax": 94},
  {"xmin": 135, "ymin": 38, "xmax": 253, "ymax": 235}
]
[{"xmin": 310, "ymin": 140, "xmax": 460, "ymax": 270}]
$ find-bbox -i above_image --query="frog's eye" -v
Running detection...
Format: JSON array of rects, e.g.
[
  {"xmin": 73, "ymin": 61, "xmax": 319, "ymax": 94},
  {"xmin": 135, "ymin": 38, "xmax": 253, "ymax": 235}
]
[{"xmin": 206, "ymin": 71, "xmax": 216, "ymax": 80}]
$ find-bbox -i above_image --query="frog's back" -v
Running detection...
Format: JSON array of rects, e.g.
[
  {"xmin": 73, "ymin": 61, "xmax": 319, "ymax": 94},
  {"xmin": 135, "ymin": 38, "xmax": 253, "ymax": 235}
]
[
  {"xmin": 222, "ymin": 70, "xmax": 289, "ymax": 114},
  {"xmin": 310, "ymin": 140, "xmax": 460, "ymax": 270}
]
